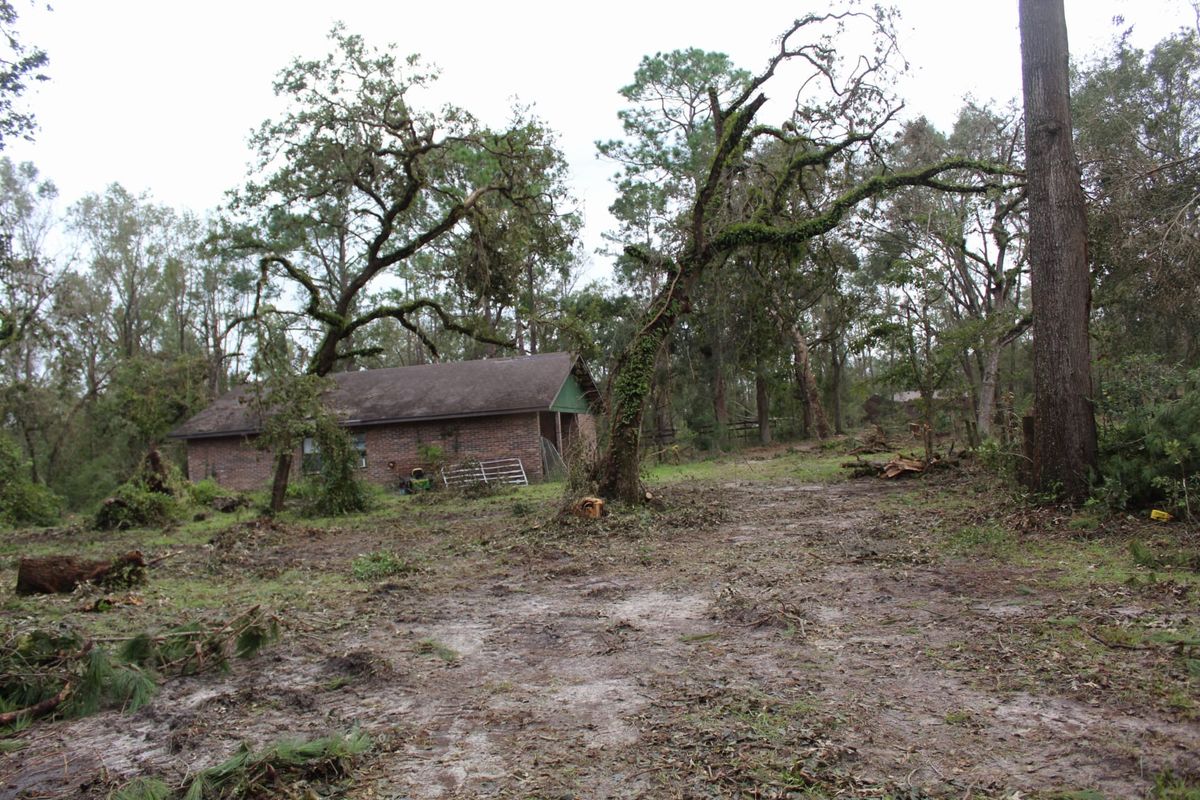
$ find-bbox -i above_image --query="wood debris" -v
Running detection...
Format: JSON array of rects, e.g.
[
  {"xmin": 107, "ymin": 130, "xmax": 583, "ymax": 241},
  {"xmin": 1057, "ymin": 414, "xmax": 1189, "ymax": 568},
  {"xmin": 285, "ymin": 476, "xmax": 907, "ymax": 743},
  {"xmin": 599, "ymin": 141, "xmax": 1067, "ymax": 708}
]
[
  {"xmin": 882, "ymin": 456, "xmax": 926, "ymax": 478},
  {"xmin": 15, "ymin": 551, "xmax": 148, "ymax": 595}
]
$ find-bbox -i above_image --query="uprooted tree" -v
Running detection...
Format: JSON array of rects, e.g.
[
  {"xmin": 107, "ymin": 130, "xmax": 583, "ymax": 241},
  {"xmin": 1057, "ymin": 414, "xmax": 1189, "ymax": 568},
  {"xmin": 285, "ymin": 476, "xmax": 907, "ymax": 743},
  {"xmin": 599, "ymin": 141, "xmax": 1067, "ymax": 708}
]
[
  {"xmin": 226, "ymin": 26, "xmax": 577, "ymax": 506},
  {"xmin": 596, "ymin": 10, "xmax": 1016, "ymax": 502}
]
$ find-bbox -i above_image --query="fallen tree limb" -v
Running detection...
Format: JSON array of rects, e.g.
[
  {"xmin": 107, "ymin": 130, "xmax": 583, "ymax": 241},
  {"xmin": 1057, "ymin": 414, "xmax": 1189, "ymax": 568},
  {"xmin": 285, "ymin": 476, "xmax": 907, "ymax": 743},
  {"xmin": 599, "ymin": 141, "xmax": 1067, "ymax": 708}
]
[
  {"xmin": 0, "ymin": 681, "xmax": 72, "ymax": 727},
  {"xmin": 15, "ymin": 551, "xmax": 147, "ymax": 595}
]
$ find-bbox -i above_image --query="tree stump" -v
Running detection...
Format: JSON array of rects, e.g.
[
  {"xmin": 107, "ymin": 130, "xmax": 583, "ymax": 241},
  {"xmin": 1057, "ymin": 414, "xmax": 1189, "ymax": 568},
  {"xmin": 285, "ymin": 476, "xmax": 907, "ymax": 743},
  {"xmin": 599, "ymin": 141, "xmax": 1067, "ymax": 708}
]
[{"xmin": 15, "ymin": 551, "xmax": 147, "ymax": 595}]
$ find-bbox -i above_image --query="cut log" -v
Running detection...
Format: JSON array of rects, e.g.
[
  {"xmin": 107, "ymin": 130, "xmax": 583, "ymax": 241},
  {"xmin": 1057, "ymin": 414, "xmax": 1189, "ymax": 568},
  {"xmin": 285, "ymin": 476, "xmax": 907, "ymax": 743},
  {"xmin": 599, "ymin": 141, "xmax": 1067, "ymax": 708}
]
[
  {"xmin": 883, "ymin": 457, "xmax": 926, "ymax": 479},
  {"xmin": 569, "ymin": 497, "xmax": 606, "ymax": 519},
  {"xmin": 15, "ymin": 551, "xmax": 147, "ymax": 595}
]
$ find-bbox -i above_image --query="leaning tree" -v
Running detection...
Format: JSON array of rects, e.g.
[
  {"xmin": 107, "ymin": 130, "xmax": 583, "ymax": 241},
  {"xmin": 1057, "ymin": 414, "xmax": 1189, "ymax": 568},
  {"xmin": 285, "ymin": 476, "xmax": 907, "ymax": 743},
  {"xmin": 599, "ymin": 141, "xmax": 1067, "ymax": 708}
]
[
  {"xmin": 596, "ymin": 10, "xmax": 1016, "ymax": 502},
  {"xmin": 228, "ymin": 26, "xmax": 576, "ymax": 507}
]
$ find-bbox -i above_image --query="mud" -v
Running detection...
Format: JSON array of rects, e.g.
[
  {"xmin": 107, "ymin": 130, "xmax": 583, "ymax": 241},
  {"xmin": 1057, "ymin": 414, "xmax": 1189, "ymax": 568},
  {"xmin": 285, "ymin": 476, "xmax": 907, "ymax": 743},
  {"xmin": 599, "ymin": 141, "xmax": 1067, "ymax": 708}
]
[{"xmin": 3, "ymin": 475, "xmax": 1197, "ymax": 798}]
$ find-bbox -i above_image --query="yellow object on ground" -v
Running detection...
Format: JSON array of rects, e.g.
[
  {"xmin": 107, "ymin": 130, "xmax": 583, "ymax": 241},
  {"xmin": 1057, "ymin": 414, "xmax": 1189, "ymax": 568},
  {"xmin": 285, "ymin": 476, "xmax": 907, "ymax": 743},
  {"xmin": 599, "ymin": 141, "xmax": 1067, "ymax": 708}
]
[{"xmin": 1150, "ymin": 509, "xmax": 1174, "ymax": 522}]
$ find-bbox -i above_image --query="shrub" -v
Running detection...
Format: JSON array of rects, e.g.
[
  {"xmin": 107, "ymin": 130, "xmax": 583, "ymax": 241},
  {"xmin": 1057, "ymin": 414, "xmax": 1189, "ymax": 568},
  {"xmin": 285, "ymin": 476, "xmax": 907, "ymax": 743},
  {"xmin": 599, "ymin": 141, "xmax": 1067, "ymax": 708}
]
[
  {"xmin": 0, "ymin": 435, "xmax": 61, "ymax": 528},
  {"xmin": 94, "ymin": 482, "xmax": 180, "ymax": 531},
  {"xmin": 188, "ymin": 477, "xmax": 222, "ymax": 507},
  {"xmin": 1095, "ymin": 362, "xmax": 1200, "ymax": 516}
]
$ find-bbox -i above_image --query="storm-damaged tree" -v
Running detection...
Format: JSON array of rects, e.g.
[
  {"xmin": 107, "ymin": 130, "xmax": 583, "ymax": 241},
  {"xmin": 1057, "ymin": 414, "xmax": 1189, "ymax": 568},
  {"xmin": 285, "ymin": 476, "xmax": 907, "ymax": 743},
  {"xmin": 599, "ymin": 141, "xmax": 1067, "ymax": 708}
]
[
  {"xmin": 598, "ymin": 49, "xmax": 752, "ymax": 448},
  {"xmin": 1019, "ymin": 0, "xmax": 1098, "ymax": 501},
  {"xmin": 0, "ymin": 0, "xmax": 48, "ymax": 149},
  {"xmin": 227, "ymin": 27, "xmax": 577, "ymax": 508},
  {"xmin": 596, "ymin": 10, "xmax": 1017, "ymax": 502}
]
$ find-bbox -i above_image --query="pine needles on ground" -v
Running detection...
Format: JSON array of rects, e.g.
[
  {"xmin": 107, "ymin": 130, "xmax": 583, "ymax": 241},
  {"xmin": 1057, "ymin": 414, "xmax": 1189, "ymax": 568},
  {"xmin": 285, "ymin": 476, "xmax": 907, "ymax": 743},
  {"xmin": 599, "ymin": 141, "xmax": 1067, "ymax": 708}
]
[
  {"xmin": 107, "ymin": 731, "xmax": 372, "ymax": 800},
  {"xmin": 0, "ymin": 606, "xmax": 280, "ymax": 732}
]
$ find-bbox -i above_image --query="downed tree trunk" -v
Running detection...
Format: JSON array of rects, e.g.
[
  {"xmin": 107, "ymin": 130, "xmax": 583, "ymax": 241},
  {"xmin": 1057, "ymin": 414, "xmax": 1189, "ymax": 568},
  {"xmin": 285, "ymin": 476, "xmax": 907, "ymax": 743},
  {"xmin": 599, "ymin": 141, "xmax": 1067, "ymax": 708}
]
[
  {"xmin": 883, "ymin": 457, "xmax": 926, "ymax": 478},
  {"xmin": 840, "ymin": 456, "xmax": 927, "ymax": 479},
  {"xmin": 15, "ymin": 551, "xmax": 147, "ymax": 595}
]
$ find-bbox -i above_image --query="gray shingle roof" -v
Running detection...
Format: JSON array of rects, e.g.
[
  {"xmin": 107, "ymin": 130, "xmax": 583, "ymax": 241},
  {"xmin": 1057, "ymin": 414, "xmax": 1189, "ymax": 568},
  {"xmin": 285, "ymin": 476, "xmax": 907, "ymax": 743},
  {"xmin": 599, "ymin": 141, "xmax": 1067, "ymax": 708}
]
[{"xmin": 170, "ymin": 352, "xmax": 598, "ymax": 440}]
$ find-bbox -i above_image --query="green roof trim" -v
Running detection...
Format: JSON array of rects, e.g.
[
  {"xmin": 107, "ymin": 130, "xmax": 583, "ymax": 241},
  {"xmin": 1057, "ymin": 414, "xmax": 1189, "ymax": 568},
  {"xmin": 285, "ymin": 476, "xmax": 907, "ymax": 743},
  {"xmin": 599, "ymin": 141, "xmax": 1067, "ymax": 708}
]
[{"xmin": 550, "ymin": 374, "xmax": 591, "ymax": 413}]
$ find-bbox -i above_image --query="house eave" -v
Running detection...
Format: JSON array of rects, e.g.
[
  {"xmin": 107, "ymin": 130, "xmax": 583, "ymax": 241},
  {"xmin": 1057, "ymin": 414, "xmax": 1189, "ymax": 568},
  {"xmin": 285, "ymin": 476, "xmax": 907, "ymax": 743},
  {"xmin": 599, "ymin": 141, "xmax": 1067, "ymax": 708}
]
[{"xmin": 169, "ymin": 404, "xmax": 574, "ymax": 442}]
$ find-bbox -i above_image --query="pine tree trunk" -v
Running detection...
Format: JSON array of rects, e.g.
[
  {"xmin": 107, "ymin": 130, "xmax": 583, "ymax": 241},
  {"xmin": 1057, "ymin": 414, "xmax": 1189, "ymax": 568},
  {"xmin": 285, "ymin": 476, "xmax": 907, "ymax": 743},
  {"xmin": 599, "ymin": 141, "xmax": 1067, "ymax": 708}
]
[
  {"xmin": 1020, "ymin": 0, "xmax": 1098, "ymax": 501},
  {"xmin": 712, "ymin": 341, "xmax": 730, "ymax": 427}
]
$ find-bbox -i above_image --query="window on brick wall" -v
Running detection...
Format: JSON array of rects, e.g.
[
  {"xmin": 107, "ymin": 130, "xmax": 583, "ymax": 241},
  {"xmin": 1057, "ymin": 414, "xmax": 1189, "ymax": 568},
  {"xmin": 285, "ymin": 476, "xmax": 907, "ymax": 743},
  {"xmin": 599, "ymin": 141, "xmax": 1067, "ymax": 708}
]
[{"xmin": 302, "ymin": 434, "xmax": 367, "ymax": 474}]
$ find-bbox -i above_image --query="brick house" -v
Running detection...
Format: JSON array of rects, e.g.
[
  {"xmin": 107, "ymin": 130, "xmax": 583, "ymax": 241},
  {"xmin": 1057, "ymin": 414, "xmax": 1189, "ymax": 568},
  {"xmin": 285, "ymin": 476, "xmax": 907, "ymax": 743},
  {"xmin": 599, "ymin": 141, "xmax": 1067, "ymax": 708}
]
[{"xmin": 169, "ymin": 352, "xmax": 601, "ymax": 491}]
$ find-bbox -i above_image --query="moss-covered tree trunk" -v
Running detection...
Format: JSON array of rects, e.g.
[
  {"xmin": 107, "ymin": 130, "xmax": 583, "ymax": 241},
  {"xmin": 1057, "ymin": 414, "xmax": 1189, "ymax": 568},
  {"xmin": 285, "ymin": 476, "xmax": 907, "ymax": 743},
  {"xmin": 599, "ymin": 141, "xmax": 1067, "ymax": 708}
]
[{"xmin": 597, "ymin": 284, "xmax": 686, "ymax": 502}]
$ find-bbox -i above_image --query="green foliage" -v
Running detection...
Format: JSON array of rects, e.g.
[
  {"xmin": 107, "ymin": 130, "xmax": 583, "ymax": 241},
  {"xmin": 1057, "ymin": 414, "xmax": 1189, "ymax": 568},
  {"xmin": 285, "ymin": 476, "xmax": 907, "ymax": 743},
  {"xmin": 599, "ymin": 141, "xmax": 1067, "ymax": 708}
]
[
  {"xmin": 350, "ymin": 550, "xmax": 414, "ymax": 581},
  {"xmin": 94, "ymin": 448, "xmax": 193, "ymax": 530},
  {"xmin": 1152, "ymin": 771, "xmax": 1200, "ymax": 800},
  {"xmin": 110, "ymin": 778, "xmax": 173, "ymax": 800},
  {"xmin": 975, "ymin": 438, "xmax": 1024, "ymax": 481},
  {"xmin": 68, "ymin": 647, "xmax": 157, "ymax": 716},
  {"xmin": 0, "ymin": 608, "xmax": 280, "ymax": 729},
  {"xmin": 104, "ymin": 356, "xmax": 209, "ymax": 445},
  {"xmin": 187, "ymin": 478, "xmax": 222, "ymax": 507},
  {"xmin": 180, "ymin": 730, "xmax": 371, "ymax": 800},
  {"xmin": 107, "ymin": 731, "xmax": 371, "ymax": 800},
  {"xmin": 1076, "ymin": 30, "xmax": 1200, "ymax": 368},
  {"xmin": 0, "ymin": 434, "xmax": 60, "ymax": 527},
  {"xmin": 94, "ymin": 481, "xmax": 180, "ymax": 530},
  {"xmin": 302, "ymin": 417, "xmax": 369, "ymax": 517},
  {"xmin": 1095, "ymin": 362, "xmax": 1200, "ymax": 516},
  {"xmin": 0, "ymin": 1, "xmax": 49, "ymax": 147},
  {"xmin": 416, "ymin": 443, "xmax": 445, "ymax": 470}
]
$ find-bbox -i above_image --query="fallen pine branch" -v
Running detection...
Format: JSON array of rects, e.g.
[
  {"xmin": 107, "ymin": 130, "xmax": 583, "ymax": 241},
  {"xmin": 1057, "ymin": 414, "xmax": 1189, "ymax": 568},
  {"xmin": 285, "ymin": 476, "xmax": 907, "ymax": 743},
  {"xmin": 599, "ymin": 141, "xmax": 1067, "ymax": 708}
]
[
  {"xmin": 0, "ymin": 682, "xmax": 72, "ymax": 727},
  {"xmin": 0, "ymin": 607, "xmax": 280, "ymax": 729},
  {"xmin": 109, "ymin": 730, "xmax": 372, "ymax": 800}
]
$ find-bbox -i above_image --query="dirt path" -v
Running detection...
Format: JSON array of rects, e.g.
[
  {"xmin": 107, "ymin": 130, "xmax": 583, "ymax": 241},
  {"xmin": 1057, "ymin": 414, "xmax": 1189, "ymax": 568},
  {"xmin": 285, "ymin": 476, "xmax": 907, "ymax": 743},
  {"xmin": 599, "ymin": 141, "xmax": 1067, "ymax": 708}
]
[{"xmin": 4, "ymin": 477, "xmax": 1198, "ymax": 798}]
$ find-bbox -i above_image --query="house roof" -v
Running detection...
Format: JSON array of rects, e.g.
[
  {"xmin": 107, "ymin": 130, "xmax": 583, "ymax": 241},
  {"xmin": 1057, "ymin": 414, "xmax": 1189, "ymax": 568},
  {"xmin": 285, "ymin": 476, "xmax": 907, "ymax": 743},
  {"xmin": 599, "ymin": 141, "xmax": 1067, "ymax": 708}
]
[{"xmin": 169, "ymin": 352, "xmax": 601, "ymax": 440}]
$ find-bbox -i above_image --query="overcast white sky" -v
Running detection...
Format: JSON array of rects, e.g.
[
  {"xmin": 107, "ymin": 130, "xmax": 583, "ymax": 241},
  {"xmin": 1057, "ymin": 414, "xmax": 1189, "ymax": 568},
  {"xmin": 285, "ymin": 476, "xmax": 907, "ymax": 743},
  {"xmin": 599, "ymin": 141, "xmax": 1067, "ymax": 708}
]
[{"xmin": 7, "ymin": 0, "xmax": 1196, "ymax": 282}]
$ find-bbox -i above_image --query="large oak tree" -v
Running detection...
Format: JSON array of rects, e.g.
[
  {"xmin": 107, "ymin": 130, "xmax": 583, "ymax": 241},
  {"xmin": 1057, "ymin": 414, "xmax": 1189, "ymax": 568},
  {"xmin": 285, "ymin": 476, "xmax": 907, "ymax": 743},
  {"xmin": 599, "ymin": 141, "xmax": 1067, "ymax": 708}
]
[
  {"xmin": 595, "ymin": 11, "xmax": 1015, "ymax": 502},
  {"xmin": 229, "ymin": 27, "xmax": 576, "ymax": 507}
]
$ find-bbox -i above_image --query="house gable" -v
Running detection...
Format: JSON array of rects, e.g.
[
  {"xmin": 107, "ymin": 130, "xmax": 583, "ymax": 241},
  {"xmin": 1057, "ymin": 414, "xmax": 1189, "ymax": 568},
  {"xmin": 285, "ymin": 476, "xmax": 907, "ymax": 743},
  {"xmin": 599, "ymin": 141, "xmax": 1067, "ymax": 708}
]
[{"xmin": 549, "ymin": 373, "xmax": 592, "ymax": 414}]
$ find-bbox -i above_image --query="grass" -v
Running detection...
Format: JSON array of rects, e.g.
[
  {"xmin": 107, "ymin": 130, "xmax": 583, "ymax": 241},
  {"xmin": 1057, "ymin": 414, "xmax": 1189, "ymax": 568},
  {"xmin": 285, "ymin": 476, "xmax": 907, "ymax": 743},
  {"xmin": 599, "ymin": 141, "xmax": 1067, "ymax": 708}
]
[
  {"xmin": 415, "ymin": 638, "xmax": 460, "ymax": 663},
  {"xmin": 647, "ymin": 449, "xmax": 847, "ymax": 485},
  {"xmin": 944, "ymin": 524, "xmax": 1015, "ymax": 557},
  {"xmin": 1153, "ymin": 772, "xmax": 1200, "ymax": 799},
  {"xmin": 943, "ymin": 709, "xmax": 973, "ymax": 726},
  {"xmin": 350, "ymin": 550, "xmax": 416, "ymax": 580}
]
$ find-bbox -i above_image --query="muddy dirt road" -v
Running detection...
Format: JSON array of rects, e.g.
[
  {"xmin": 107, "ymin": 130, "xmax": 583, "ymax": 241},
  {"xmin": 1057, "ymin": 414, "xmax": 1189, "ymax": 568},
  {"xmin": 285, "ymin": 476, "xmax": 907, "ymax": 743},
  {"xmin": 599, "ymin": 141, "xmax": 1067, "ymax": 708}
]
[{"xmin": 5, "ymin": 474, "xmax": 1198, "ymax": 798}]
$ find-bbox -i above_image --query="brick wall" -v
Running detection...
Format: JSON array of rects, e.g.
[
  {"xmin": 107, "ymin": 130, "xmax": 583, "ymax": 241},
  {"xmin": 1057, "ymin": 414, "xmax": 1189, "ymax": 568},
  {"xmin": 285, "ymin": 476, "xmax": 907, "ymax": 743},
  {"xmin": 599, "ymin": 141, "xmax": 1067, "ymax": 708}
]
[
  {"xmin": 558, "ymin": 412, "xmax": 598, "ymax": 467},
  {"xmin": 186, "ymin": 436, "xmax": 290, "ymax": 491},
  {"xmin": 360, "ymin": 412, "xmax": 544, "ymax": 488},
  {"xmin": 187, "ymin": 411, "xmax": 550, "ymax": 492}
]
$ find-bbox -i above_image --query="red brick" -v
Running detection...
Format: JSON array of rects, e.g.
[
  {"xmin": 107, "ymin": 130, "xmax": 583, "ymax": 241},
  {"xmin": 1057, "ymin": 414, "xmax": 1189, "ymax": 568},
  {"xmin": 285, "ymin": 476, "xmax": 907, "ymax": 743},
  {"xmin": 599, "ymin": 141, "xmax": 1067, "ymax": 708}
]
[{"xmin": 187, "ymin": 412, "xmax": 594, "ymax": 492}]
